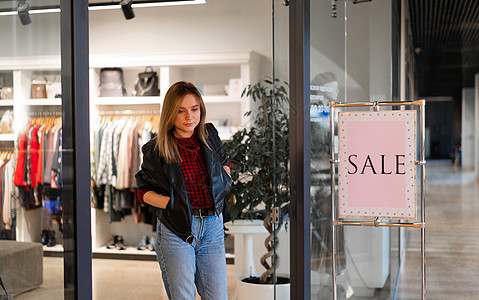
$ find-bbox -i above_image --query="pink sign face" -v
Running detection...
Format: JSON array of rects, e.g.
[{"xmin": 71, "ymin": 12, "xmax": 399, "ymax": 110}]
[{"xmin": 338, "ymin": 111, "xmax": 416, "ymax": 220}]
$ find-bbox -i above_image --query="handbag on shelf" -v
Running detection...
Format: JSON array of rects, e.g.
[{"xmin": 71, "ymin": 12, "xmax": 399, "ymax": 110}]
[
  {"xmin": 31, "ymin": 76, "xmax": 48, "ymax": 99},
  {"xmin": 99, "ymin": 68, "xmax": 127, "ymax": 97},
  {"xmin": 134, "ymin": 67, "xmax": 159, "ymax": 96},
  {"xmin": 0, "ymin": 87, "xmax": 13, "ymax": 100}
]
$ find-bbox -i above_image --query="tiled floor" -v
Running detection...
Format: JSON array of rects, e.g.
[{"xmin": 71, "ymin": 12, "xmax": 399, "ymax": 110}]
[
  {"xmin": 12, "ymin": 160, "xmax": 479, "ymax": 299},
  {"xmin": 15, "ymin": 257, "xmax": 237, "ymax": 299},
  {"xmin": 395, "ymin": 161, "xmax": 479, "ymax": 299}
]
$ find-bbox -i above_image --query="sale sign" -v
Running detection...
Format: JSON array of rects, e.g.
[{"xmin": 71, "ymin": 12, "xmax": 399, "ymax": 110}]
[{"xmin": 337, "ymin": 110, "xmax": 416, "ymax": 219}]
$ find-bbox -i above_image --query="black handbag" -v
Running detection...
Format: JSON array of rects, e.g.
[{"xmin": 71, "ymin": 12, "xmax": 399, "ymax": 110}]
[
  {"xmin": 99, "ymin": 68, "xmax": 127, "ymax": 97},
  {"xmin": 135, "ymin": 67, "xmax": 159, "ymax": 96}
]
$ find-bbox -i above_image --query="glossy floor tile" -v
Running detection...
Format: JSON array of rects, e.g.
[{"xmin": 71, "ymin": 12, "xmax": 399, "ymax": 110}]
[
  {"xmin": 395, "ymin": 161, "xmax": 479, "ymax": 300},
  {"xmin": 15, "ymin": 258, "xmax": 237, "ymax": 300}
]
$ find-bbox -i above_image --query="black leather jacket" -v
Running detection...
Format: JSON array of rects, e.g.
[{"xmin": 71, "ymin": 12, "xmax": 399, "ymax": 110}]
[{"xmin": 135, "ymin": 123, "xmax": 232, "ymax": 243}]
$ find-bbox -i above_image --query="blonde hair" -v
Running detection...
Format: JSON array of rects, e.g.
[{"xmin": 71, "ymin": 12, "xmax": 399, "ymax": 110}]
[{"xmin": 155, "ymin": 81, "xmax": 209, "ymax": 163}]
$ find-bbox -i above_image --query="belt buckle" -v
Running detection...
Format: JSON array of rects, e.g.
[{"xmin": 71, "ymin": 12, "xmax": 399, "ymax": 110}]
[{"xmin": 200, "ymin": 208, "xmax": 213, "ymax": 217}]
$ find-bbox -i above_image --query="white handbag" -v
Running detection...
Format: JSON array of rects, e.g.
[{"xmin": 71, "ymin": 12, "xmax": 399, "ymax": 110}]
[{"xmin": 46, "ymin": 76, "xmax": 62, "ymax": 99}]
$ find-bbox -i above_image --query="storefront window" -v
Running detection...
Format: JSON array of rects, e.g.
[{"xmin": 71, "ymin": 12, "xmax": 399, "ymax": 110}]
[
  {"xmin": 87, "ymin": 1, "xmax": 288, "ymax": 299},
  {"xmin": 310, "ymin": 0, "xmax": 400, "ymax": 298},
  {"xmin": 0, "ymin": 1, "xmax": 65, "ymax": 298},
  {"xmin": 0, "ymin": 1, "xmax": 90, "ymax": 299}
]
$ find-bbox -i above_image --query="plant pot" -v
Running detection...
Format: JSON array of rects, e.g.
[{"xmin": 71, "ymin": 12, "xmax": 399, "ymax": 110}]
[{"xmin": 237, "ymin": 274, "xmax": 290, "ymax": 300}]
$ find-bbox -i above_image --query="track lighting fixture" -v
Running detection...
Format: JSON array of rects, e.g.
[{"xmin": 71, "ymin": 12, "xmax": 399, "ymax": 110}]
[
  {"xmin": 17, "ymin": 0, "xmax": 31, "ymax": 25},
  {"xmin": 331, "ymin": 0, "xmax": 337, "ymax": 18},
  {"xmin": 120, "ymin": 0, "xmax": 135, "ymax": 20},
  {"xmin": 0, "ymin": 1, "xmax": 207, "ymax": 18}
]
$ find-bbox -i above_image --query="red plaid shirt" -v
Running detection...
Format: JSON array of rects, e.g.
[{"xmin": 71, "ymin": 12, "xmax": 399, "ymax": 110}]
[{"xmin": 137, "ymin": 132, "xmax": 230, "ymax": 209}]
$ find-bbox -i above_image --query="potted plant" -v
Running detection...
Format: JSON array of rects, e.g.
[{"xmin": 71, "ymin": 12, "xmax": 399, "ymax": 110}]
[{"xmin": 223, "ymin": 78, "xmax": 290, "ymax": 296}]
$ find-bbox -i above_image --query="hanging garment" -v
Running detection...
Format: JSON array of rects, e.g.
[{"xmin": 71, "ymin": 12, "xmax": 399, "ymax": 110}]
[{"xmin": 14, "ymin": 125, "xmax": 31, "ymax": 186}]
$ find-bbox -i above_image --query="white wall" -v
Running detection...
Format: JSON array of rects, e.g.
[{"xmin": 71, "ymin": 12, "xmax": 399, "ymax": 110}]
[
  {"xmin": 0, "ymin": 14, "xmax": 60, "ymax": 57},
  {"xmin": 462, "ymin": 87, "xmax": 475, "ymax": 170}
]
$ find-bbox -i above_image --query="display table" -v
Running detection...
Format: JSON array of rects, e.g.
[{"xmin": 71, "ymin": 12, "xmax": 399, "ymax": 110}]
[{"xmin": 224, "ymin": 219, "xmax": 267, "ymax": 278}]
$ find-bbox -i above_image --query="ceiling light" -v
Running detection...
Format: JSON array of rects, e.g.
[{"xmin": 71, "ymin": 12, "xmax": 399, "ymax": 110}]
[
  {"xmin": 120, "ymin": 0, "xmax": 135, "ymax": 19},
  {"xmin": 0, "ymin": 1, "xmax": 206, "ymax": 16},
  {"xmin": 17, "ymin": 0, "xmax": 31, "ymax": 25},
  {"xmin": 88, "ymin": 0, "xmax": 206, "ymax": 11}
]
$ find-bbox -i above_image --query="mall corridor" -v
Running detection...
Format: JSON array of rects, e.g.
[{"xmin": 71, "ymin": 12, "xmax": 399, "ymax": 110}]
[{"xmin": 395, "ymin": 161, "xmax": 479, "ymax": 299}]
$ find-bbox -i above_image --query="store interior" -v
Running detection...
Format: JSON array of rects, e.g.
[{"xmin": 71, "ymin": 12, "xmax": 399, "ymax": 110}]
[{"xmin": 2, "ymin": 0, "xmax": 479, "ymax": 299}]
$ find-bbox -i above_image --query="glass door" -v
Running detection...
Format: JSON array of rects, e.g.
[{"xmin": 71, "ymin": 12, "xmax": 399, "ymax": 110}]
[
  {"xmin": 309, "ymin": 0, "xmax": 400, "ymax": 299},
  {"xmin": 0, "ymin": 1, "xmax": 90, "ymax": 299}
]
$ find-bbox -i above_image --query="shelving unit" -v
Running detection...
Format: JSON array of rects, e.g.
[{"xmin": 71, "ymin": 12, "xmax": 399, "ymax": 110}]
[
  {"xmin": 0, "ymin": 134, "xmax": 15, "ymax": 141},
  {"xmin": 0, "ymin": 100, "xmax": 14, "ymax": 106},
  {"xmin": 0, "ymin": 56, "xmax": 63, "ymax": 249},
  {"xmin": 89, "ymin": 51, "xmax": 262, "ymax": 257},
  {"xmin": 22, "ymin": 98, "xmax": 62, "ymax": 106}
]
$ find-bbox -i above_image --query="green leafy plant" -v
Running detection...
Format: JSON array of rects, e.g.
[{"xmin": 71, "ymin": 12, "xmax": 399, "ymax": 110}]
[
  {"xmin": 223, "ymin": 78, "xmax": 290, "ymax": 284},
  {"xmin": 224, "ymin": 77, "xmax": 289, "ymax": 220}
]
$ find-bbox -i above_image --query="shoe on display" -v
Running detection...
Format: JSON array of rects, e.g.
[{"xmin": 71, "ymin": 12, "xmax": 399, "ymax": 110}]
[
  {"xmin": 137, "ymin": 235, "xmax": 149, "ymax": 250},
  {"xmin": 106, "ymin": 235, "xmax": 118, "ymax": 249},
  {"xmin": 148, "ymin": 237, "xmax": 156, "ymax": 251},
  {"xmin": 47, "ymin": 230, "xmax": 56, "ymax": 247},
  {"xmin": 115, "ymin": 235, "xmax": 126, "ymax": 250},
  {"xmin": 40, "ymin": 229, "xmax": 49, "ymax": 246}
]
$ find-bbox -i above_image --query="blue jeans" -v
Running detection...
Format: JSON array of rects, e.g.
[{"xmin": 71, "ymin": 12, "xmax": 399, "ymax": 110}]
[{"xmin": 155, "ymin": 214, "xmax": 228, "ymax": 300}]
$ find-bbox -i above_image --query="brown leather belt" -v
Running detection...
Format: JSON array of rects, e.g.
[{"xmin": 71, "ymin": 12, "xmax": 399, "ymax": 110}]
[{"xmin": 191, "ymin": 208, "xmax": 215, "ymax": 217}]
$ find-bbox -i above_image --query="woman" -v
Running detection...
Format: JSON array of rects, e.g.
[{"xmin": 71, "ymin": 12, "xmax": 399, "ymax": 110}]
[{"xmin": 135, "ymin": 81, "xmax": 232, "ymax": 299}]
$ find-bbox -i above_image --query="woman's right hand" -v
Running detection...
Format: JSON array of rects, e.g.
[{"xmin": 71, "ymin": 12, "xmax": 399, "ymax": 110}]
[{"xmin": 143, "ymin": 191, "xmax": 170, "ymax": 209}]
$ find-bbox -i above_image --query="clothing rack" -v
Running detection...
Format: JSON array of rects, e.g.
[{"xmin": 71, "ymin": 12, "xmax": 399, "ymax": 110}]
[
  {"xmin": 99, "ymin": 109, "xmax": 161, "ymax": 116},
  {"xmin": 27, "ymin": 111, "xmax": 62, "ymax": 117},
  {"xmin": 0, "ymin": 151, "xmax": 14, "ymax": 160}
]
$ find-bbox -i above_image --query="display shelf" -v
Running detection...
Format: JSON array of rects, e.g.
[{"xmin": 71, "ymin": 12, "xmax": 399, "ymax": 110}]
[
  {"xmin": 0, "ymin": 100, "xmax": 14, "ymax": 106},
  {"xmin": 91, "ymin": 246, "xmax": 234, "ymax": 263},
  {"xmin": 203, "ymin": 95, "xmax": 241, "ymax": 103},
  {"xmin": 92, "ymin": 246, "xmax": 157, "ymax": 261},
  {"xmin": 42, "ymin": 244, "xmax": 64, "ymax": 257},
  {"xmin": 22, "ymin": 98, "xmax": 62, "ymax": 106},
  {"xmin": 92, "ymin": 95, "xmax": 240, "ymax": 106},
  {"xmin": 0, "ymin": 134, "xmax": 15, "ymax": 141},
  {"xmin": 218, "ymin": 132, "xmax": 233, "ymax": 141},
  {"xmin": 87, "ymin": 51, "xmax": 262, "ymax": 260},
  {"xmin": 0, "ymin": 55, "xmax": 61, "ymax": 71},
  {"xmin": 94, "ymin": 96, "xmax": 163, "ymax": 106},
  {"xmin": 89, "ymin": 51, "xmax": 262, "ymax": 69},
  {"xmin": 93, "ymin": 246, "xmax": 155, "ymax": 255}
]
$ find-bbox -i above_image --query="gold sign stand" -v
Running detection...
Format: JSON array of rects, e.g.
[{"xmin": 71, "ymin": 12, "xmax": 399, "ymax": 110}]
[{"xmin": 329, "ymin": 100, "xmax": 426, "ymax": 300}]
